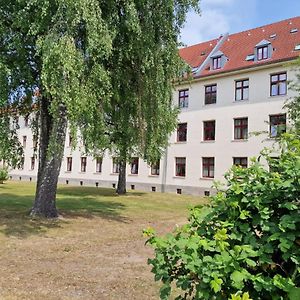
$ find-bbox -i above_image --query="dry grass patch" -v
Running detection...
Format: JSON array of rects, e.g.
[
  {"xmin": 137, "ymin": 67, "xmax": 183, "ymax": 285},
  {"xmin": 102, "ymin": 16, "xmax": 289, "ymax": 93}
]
[{"xmin": 0, "ymin": 181, "xmax": 207, "ymax": 299}]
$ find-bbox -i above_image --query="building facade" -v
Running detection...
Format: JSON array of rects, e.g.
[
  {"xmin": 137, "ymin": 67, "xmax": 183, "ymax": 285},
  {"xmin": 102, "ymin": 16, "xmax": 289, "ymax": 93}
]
[{"xmin": 9, "ymin": 17, "xmax": 300, "ymax": 195}]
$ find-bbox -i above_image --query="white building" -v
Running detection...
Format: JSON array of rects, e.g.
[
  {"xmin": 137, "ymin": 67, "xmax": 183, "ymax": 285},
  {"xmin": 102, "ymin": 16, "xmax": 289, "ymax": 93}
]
[{"xmin": 10, "ymin": 16, "xmax": 300, "ymax": 195}]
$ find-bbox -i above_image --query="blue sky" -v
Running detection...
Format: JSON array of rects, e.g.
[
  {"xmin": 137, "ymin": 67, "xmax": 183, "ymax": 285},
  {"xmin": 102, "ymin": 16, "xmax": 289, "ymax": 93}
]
[{"xmin": 180, "ymin": 0, "xmax": 300, "ymax": 46}]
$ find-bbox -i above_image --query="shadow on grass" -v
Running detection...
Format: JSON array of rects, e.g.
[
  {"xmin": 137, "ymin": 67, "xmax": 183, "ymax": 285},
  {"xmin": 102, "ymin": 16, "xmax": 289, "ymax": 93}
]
[
  {"xmin": 0, "ymin": 188, "xmax": 128, "ymax": 238},
  {"xmin": 57, "ymin": 186, "xmax": 146, "ymax": 198}
]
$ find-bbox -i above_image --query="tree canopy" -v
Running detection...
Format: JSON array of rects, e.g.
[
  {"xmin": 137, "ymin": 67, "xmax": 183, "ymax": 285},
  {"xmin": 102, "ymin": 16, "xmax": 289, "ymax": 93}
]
[{"xmin": 0, "ymin": 0, "xmax": 200, "ymax": 216}]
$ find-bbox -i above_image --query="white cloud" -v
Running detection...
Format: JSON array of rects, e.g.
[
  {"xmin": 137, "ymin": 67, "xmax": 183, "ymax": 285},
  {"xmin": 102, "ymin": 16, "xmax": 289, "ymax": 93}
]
[{"xmin": 180, "ymin": 9, "xmax": 231, "ymax": 46}]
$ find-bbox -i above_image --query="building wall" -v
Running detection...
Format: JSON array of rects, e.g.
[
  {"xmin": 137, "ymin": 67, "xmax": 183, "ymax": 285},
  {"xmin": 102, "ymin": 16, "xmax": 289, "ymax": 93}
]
[{"xmin": 9, "ymin": 63, "xmax": 296, "ymax": 195}]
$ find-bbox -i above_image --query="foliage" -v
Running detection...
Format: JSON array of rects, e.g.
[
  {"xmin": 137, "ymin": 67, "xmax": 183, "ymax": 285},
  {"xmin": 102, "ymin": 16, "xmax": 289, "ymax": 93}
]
[
  {"xmin": 285, "ymin": 57, "xmax": 300, "ymax": 135},
  {"xmin": 145, "ymin": 133, "xmax": 300, "ymax": 300},
  {"xmin": 0, "ymin": 167, "xmax": 9, "ymax": 183}
]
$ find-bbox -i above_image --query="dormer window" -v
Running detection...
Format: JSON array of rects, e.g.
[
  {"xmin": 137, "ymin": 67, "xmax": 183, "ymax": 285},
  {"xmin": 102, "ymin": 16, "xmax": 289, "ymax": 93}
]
[
  {"xmin": 257, "ymin": 45, "xmax": 268, "ymax": 60},
  {"xmin": 210, "ymin": 50, "xmax": 227, "ymax": 70},
  {"xmin": 213, "ymin": 56, "xmax": 221, "ymax": 69},
  {"xmin": 255, "ymin": 39, "xmax": 272, "ymax": 61}
]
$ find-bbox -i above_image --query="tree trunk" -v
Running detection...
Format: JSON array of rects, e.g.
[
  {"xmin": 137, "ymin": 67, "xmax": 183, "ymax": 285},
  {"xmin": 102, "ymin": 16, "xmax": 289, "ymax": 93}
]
[
  {"xmin": 30, "ymin": 99, "xmax": 67, "ymax": 218},
  {"xmin": 116, "ymin": 159, "xmax": 126, "ymax": 195}
]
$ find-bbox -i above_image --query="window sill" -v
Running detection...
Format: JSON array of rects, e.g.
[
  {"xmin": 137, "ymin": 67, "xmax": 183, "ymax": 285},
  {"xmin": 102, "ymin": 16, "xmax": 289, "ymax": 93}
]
[
  {"xmin": 231, "ymin": 139, "xmax": 248, "ymax": 142},
  {"xmin": 233, "ymin": 99, "xmax": 249, "ymax": 103},
  {"xmin": 93, "ymin": 172, "xmax": 102, "ymax": 175},
  {"xmin": 200, "ymin": 177, "xmax": 214, "ymax": 181},
  {"xmin": 78, "ymin": 172, "xmax": 86, "ymax": 174},
  {"xmin": 203, "ymin": 103, "xmax": 216, "ymax": 106},
  {"xmin": 174, "ymin": 141, "xmax": 187, "ymax": 144},
  {"xmin": 65, "ymin": 171, "xmax": 72, "ymax": 173},
  {"xmin": 110, "ymin": 173, "xmax": 119, "ymax": 175},
  {"xmin": 201, "ymin": 140, "xmax": 215, "ymax": 143},
  {"xmin": 128, "ymin": 173, "xmax": 138, "ymax": 176},
  {"xmin": 148, "ymin": 174, "xmax": 159, "ymax": 177},
  {"xmin": 173, "ymin": 176, "xmax": 186, "ymax": 179},
  {"xmin": 268, "ymin": 94, "xmax": 287, "ymax": 99}
]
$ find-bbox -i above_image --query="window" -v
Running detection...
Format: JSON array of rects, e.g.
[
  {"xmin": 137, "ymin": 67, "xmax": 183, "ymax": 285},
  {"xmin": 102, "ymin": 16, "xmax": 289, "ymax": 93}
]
[
  {"xmin": 234, "ymin": 118, "xmax": 248, "ymax": 140},
  {"xmin": 202, "ymin": 157, "xmax": 214, "ymax": 178},
  {"xmin": 257, "ymin": 46, "xmax": 268, "ymax": 60},
  {"xmin": 24, "ymin": 115, "xmax": 29, "ymax": 127},
  {"xmin": 22, "ymin": 136, "xmax": 27, "ymax": 148},
  {"xmin": 212, "ymin": 56, "xmax": 221, "ymax": 70},
  {"xmin": 112, "ymin": 158, "xmax": 120, "ymax": 174},
  {"xmin": 131, "ymin": 157, "xmax": 139, "ymax": 175},
  {"xmin": 95, "ymin": 157, "xmax": 102, "ymax": 173},
  {"xmin": 205, "ymin": 84, "xmax": 217, "ymax": 104},
  {"xmin": 67, "ymin": 157, "xmax": 72, "ymax": 172},
  {"xmin": 177, "ymin": 123, "xmax": 187, "ymax": 142},
  {"xmin": 178, "ymin": 89, "xmax": 189, "ymax": 108},
  {"xmin": 30, "ymin": 157, "xmax": 35, "ymax": 170},
  {"xmin": 33, "ymin": 136, "xmax": 37, "ymax": 148},
  {"xmin": 235, "ymin": 79, "xmax": 249, "ymax": 101},
  {"xmin": 81, "ymin": 157, "xmax": 87, "ymax": 172},
  {"xmin": 68, "ymin": 135, "xmax": 73, "ymax": 147},
  {"xmin": 271, "ymin": 72, "xmax": 287, "ymax": 96},
  {"xmin": 203, "ymin": 121, "xmax": 215, "ymax": 141},
  {"xmin": 150, "ymin": 160, "xmax": 160, "ymax": 176},
  {"xmin": 175, "ymin": 157, "xmax": 186, "ymax": 177},
  {"xmin": 233, "ymin": 157, "xmax": 248, "ymax": 168},
  {"xmin": 270, "ymin": 114, "xmax": 286, "ymax": 138}
]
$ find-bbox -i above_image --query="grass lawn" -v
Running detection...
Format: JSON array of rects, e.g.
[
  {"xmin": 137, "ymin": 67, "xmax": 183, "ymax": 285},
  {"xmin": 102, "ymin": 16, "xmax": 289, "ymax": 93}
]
[{"xmin": 0, "ymin": 181, "xmax": 207, "ymax": 299}]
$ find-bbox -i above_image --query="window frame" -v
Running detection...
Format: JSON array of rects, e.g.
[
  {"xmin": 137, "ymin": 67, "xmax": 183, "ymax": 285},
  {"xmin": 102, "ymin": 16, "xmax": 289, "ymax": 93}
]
[
  {"xmin": 95, "ymin": 157, "xmax": 102, "ymax": 173},
  {"xmin": 150, "ymin": 160, "xmax": 160, "ymax": 176},
  {"xmin": 203, "ymin": 120, "xmax": 216, "ymax": 141},
  {"xmin": 257, "ymin": 45, "xmax": 269, "ymax": 60},
  {"xmin": 270, "ymin": 72, "xmax": 287, "ymax": 96},
  {"xmin": 130, "ymin": 157, "xmax": 139, "ymax": 175},
  {"xmin": 205, "ymin": 84, "xmax": 217, "ymax": 105},
  {"xmin": 233, "ymin": 157, "xmax": 248, "ymax": 168},
  {"xmin": 80, "ymin": 157, "xmax": 87, "ymax": 173},
  {"xmin": 269, "ymin": 114, "xmax": 286, "ymax": 138},
  {"xmin": 178, "ymin": 89, "xmax": 189, "ymax": 108},
  {"xmin": 22, "ymin": 136, "xmax": 27, "ymax": 148},
  {"xmin": 177, "ymin": 123, "xmax": 187, "ymax": 142},
  {"xmin": 112, "ymin": 158, "xmax": 120, "ymax": 174},
  {"xmin": 30, "ymin": 157, "xmax": 35, "ymax": 170},
  {"xmin": 202, "ymin": 157, "xmax": 215, "ymax": 178},
  {"xmin": 235, "ymin": 79, "xmax": 249, "ymax": 101},
  {"xmin": 234, "ymin": 117, "xmax": 248, "ymax": 140},
  {"xmin": 175, "ymin": 157, "xmax": 186, "ymax": 177},
  {"xmin": 212, "ymin": 56, "xmax": 221, "ymax": 70},
  {"xmin": 67, "ymin": 157, "xmax": 72, "ymax": 172}
]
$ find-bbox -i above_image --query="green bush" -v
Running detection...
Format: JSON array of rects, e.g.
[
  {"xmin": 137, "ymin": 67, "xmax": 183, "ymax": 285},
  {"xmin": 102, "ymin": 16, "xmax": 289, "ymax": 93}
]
[
  {"xmin": 145, "ymin": 134, "xmax": 300, "ymax": 300},
  {"xmin": 0, "ymin": 167, "xmax": 9, "ymax": 184}
]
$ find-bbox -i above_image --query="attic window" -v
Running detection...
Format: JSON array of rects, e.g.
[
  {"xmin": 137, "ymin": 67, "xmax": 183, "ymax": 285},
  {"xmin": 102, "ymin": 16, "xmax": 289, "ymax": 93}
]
[
  {"xmin": 255, "ymin": 39, "xmax": 272, "ymax": 61},
  {"xmin": 290, "ymin": 28, "xmax": 298, "ymax": 34},
  {"xmin": 295, "ymin": 44, "xmax": 300, "ymax": 51},
  {"xmin": 257, "ymin": 46, "xmax": 268, "ymax": 60},
  {"xmin": 212, "ymin": 56, "xmax": 221, "ymax": 69},
  {"xmin": 210, "ymin": 50, "xmax": 226, "ymax": 70},
  {"xmin": 269, "ymin": 34, "xmax": 277, "ymax": 39},
  {"xmin": 245, "ymin": 54, "xmax": 255, "ymax": 61},
  {"xmin": 201, "ymin": 51, "xmax": 206, "ymax": 56}
]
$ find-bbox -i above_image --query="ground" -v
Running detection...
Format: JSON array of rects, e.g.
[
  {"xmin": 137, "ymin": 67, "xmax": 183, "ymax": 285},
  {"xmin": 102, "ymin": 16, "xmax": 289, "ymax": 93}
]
[{"xmin": 0, "ymin": 181, "xmax": 207, "ymax": 299}]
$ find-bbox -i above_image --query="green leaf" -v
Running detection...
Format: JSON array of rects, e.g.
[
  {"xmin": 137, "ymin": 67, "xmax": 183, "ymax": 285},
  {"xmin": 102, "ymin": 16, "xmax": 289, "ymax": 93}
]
[
  {"xmin": 289, "ymin": 287, "xmax": 300, "ymax": 300},
  {"xmin": 160, "ymin": 283, "xmax": 171, "ymax": 300},
  {"xmin": 210, "ymin": 277, "xmax": 223, "ymax": 293}
]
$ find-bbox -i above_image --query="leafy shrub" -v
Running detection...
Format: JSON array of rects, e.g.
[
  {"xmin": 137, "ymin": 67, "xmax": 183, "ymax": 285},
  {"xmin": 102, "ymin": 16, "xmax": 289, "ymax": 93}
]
[
  {"xmin": 0, "ymin": 167, "xmax": 9, "ymax": 184},
  {"xmin": 145, "ymin": 134, "xmax": 300, "ymax": 300}
]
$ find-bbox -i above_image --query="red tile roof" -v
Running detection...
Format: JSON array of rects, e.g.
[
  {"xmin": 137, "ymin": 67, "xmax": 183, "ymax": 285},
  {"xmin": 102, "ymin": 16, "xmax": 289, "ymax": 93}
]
[{"xmin": 179, "ymin": 16, "xmax": 300, "ymax": 78}]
